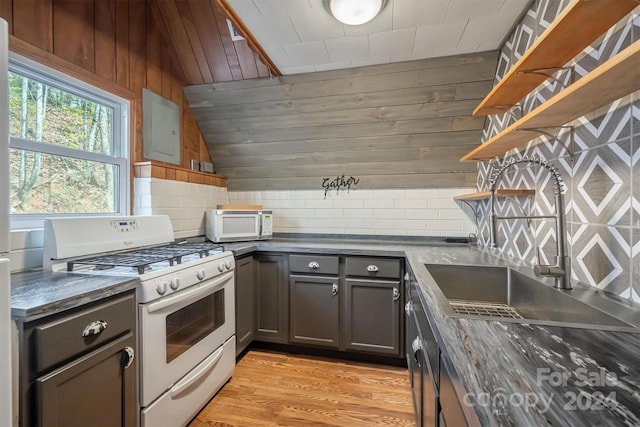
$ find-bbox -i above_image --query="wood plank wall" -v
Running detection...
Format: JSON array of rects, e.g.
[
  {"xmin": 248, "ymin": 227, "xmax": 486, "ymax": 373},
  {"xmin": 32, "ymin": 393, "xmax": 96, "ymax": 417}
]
[
  {"xmin": 185, "ymin": 51, "xmax": 498, "ymax": 191},
  {"xmin": 0, "ymin": 0, "xmax": 266, "ymax": 186}
]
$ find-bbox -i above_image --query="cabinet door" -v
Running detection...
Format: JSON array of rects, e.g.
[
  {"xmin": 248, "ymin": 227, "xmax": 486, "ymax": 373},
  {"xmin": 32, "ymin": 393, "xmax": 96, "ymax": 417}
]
[
  {"xmin": 36, "ymin": 333, "xmax": 137, "ymax": 427},
  {"xmin": 289, "ymin": 275, "xmax": 340, "ymax": 348},
  {"xmin": 343, "ymin": 278, "xmax": 401, "ymax": 356},
  {"xmin": 235, "ymin": 256, "xmax": 255, "ymax": 355},
  {"xmin": 254, "ymin": 254, "xmax": 289, "ymax": 343}
]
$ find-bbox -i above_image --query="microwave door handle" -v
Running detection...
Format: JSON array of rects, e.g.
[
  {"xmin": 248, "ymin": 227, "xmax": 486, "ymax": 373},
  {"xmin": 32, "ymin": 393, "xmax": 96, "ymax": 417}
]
[{"xmin": 258, "ymin": 212, "xmax": 263, "ymax": 237}]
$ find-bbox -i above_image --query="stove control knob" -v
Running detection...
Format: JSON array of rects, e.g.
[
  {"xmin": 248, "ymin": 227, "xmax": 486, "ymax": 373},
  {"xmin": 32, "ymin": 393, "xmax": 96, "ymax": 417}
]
[
  {"xmin": 225, "ymin": 261, "xmax": 231, "ymax": 270},
  {"xmin": 170, "ymin": 278, "xmax": 180, "ymax": 290},
  {"xmin": 197, "ymin": 270, "xmax": 205, "ymax": 280},
  {"xmin": 156, "ymin": 282, "xmax": 168, "ymax": 295},
  {"xmin": 218, "ymin": 264, "xmax": 225, "ymax": 273}
]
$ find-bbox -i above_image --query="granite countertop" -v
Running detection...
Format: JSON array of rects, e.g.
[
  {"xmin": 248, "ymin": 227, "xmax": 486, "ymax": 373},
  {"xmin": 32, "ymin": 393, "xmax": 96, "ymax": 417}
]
[
  {"xmin": 10, "ymin": 236, "xmax": 640, "ymax": 424},
  {"xmin": 11, "ymin": 270, "xmax": 138, "ymax": 322},
  {"xmin": 227, "ymin": 237, "xmax": 640, "ymax": 426}
]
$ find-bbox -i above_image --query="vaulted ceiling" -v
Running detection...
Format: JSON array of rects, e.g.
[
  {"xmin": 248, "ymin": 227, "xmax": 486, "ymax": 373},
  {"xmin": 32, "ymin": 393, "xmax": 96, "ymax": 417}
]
[{"xmin": 149, "ymin": 0, "xmax": 532, "ymax": 83}]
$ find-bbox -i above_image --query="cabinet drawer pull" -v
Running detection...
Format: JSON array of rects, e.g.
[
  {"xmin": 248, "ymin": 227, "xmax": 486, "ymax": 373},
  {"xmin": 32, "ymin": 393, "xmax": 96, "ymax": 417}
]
[
  {"xmin": 367, "ymin": 264, "xmax": 379, "ymax": 273},
  {"xmin": 331, "ymin": 283, "xmax": 339, "ymax": 296},
  {"xmin": 122, "ymin": 346, "xmax": 135, "ymax": 369},
  {"xmin": 81, "ymin": 320, "xmax": 108, "ymax": 338},
  {"xmin": 393, "ymin": 287, "xmax": 400, "ymax": 301},
  {"xmin": 308, "ymin": 261, "xmax": 320, "ymax": 270}
]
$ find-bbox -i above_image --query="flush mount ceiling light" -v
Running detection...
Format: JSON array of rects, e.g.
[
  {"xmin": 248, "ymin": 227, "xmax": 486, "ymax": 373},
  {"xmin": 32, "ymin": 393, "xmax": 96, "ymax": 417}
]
[{"xmin": 326, "ymin": 0, "xmax": 385, "ymax": 26}]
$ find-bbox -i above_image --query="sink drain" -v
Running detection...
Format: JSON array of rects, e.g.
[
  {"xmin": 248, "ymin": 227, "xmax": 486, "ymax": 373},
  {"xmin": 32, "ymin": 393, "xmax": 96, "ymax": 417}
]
[{"xmin": 449, "ymin": 300, "xmax": 523, "ymax": 319}]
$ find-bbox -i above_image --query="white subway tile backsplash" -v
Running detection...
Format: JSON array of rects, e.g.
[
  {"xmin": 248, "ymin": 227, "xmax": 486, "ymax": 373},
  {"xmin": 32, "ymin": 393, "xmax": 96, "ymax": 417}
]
[
  {"xmin": 363, "ymin": 199, "xmax": 392, "ymax": 209},
  {"xmin": 374, "ymin": 209, "xmax": 404, "ymax": 219},
  {"xmin": 314, "ymin": 209, "xmax": 345, "ymax": 218},
  {"xmin": 342, "ymin": 190, "xmax": 373, "ymax": 199},
  {"xmin": 332, "ymin": 199, "xmax": 364, "ymax": 209},
  {"xmin": 403, "ymin": 189, "xmax": 439, "ymax": 199},
  {"xmin": 305, "ymin": 199, "xmax": 334, "ymax": 209},
  {"xmin": 406, "ymin": 209, "xmax": 439, "ymax": 220},
  {"xmin": 393, "ymin": 219, "xmax": 426, "ymax": 230},
  {"xmin": 395, "ymin": 199, "xmax": 428, "ymax": 209},
  {"xmin": 225, "ymin": 187, "xmax": 476, "ymax": 237},
  {"xmin": 372, "ymin": 189, "xmax": 405, "ymax": 199},
  {"xmin": 342, "ymin": 208, "xmax": 374, "ymax": 218},
  {"xmin": 363, "ymin": 218, "xmax": 395, "ymax": 229},
  {"xmin": 134, "ymin": 178, "xmax": 228, "ymax": 237},
  {"xmin": 428, "ymin": 198, "xmax": 459, "ymax": 209},
  {"xmin": 438, "ymin": 209, "xmax": 470, "ymax": 220}
]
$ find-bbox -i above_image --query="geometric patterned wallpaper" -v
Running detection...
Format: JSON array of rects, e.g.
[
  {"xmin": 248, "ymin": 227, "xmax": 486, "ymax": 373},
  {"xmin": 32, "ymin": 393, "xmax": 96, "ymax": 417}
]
[{"xmin": 474, "ymin": 0, "xmax": 640, "ymax": 302}]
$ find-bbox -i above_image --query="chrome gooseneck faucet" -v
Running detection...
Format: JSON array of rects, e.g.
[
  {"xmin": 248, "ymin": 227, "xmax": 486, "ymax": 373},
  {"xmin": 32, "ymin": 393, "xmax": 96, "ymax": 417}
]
[{"xmin": 489, "ymin": 157, "xmax": 571, "ymax": 290}]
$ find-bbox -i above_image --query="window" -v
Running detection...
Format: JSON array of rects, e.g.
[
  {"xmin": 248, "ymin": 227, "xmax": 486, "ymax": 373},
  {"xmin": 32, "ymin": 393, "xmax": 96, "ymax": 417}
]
[{"xmin": 8, "ymin": 54, "xmax": 129, "ymax": 229}]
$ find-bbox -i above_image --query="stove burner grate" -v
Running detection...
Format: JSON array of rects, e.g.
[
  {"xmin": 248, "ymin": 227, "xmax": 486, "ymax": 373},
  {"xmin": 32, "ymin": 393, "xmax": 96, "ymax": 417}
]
[{"xmin": 67, "ymin": 241, "xmax": 224, "ymax": 274}]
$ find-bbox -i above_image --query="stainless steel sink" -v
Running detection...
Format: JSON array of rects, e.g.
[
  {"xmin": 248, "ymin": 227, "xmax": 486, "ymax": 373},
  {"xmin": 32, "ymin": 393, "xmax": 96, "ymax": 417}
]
[{"xmin": 425, "ymin": 264, "xmax": 640, "ymax": 332}]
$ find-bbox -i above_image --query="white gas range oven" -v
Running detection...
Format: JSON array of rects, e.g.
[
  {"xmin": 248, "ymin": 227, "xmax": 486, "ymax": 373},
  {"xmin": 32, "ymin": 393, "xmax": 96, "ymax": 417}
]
[{"xmin": 43, "ymin": 215, "xmax": 235, "ymax": 426}]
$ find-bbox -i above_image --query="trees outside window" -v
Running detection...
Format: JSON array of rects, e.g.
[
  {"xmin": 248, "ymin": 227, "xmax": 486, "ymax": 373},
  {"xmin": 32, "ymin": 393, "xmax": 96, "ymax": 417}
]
[{"xmin": 8, "ymin": 54, "xmax": 129, "ymax": 226}]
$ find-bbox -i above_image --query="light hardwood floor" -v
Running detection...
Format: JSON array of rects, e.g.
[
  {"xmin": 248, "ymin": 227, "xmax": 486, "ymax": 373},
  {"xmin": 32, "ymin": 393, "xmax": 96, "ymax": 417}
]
[{"xmin": 188, "ymin": 349, "xmax": 415, "ymax": 427}]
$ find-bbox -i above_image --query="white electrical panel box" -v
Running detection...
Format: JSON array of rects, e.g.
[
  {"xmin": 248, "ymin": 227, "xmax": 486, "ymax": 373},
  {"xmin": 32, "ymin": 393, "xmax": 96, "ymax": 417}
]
[{"xmin": 143, "ymin": 88, "xmax": 181, "ymax": 165}]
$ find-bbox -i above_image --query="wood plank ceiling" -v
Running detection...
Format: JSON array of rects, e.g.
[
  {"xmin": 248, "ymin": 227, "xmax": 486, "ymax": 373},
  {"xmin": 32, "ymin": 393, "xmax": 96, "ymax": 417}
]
[{"xmin": 148, "ymin": 0, "xmax": 277, "ymax": 85}]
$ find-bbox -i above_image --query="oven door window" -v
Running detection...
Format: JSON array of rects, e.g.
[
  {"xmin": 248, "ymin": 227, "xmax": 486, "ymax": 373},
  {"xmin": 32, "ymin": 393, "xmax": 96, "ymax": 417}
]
[{"xmin": 165, "ymin": 288, "xmax": 225, "ymax": 363}]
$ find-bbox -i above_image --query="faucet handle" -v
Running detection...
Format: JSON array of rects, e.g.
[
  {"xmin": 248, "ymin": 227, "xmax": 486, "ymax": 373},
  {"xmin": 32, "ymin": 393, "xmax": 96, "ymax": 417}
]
[
  {"xmin": 535, "ymin": 246, "xmax": 543, "ymax": 265},
  {"xmin": 534, "ymin": 247, "xmax": 554, "ymax": 276}
]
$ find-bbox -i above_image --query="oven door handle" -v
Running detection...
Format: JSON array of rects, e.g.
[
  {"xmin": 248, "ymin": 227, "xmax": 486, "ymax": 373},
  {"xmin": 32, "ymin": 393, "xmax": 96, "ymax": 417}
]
[
  {"xmin": 170, "ymin": 345, "xmax": 224, "ymax": 399},
  {"xmin": 146, "ymin": 271, "xmax": 233, "ymax": 314}
]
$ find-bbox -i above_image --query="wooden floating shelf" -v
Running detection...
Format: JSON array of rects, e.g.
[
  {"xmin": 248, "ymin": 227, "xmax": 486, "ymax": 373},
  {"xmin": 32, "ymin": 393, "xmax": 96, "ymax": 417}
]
[
  {"xmin": 473, "ymin": 0, "xmax": 639, "ymax": 116},
  {"xmin": 461, "ymin": 39, "xmax": 640, "ymax": 162},
  {"xmin": 454, "ymin": 189, "xmax": 536, "ymax": 201}
]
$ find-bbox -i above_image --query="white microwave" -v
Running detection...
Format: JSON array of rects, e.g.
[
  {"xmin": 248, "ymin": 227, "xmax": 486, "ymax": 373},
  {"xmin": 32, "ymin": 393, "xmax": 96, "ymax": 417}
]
[{"xmin": 206, "ymin": 210, "xmax": 273, "ymax": 243}]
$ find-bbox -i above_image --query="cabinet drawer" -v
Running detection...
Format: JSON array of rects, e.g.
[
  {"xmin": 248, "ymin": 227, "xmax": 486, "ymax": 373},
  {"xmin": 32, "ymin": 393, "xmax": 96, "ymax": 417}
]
[
  {"xmin": 345, "ymin": 257, "xmax": 401, "ymax": 279},
  {"xmin": 34, "ymin": 293, "xmax": 135, "ymax": 373},
  {"xmin": 289, "ymin": 255, "xmax": 339, "ymax": 275}
]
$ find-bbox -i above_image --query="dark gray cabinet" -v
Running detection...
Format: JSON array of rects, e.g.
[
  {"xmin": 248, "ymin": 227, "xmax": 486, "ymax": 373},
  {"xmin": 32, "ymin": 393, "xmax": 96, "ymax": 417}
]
[
  {"xmin": 254, "ymin": 254, "xmax": 289, "ymax": 343},
  {"xmin": 344, "ymin": 278, "xmax": 401, "ymax": 355},
  {"xmin": 288, "ymin": 254, "xmax": 340, "ymax": 348},
  {"xmin": 406, "ymin": 263, "xmax": 439, "ymax": 427},
  {"xmin": 235, "ymin": 256, "xmax": 255, "ymax": 355},
  {"xmin": 406, "ymin": 261, "xmax": 471, "ymax": 427},
  {"xmin": 343, "ymin": 256, "xmax": 403, "ymax": 357},
  {"xmin": 20, "ymin": 291, "xmax": 137, "ymax": 427},
  {"xmin": 439, "ymin": 353, "xmax": 469, "ymax": 427},
  {"xmin": 289, "ymin": 275, "xmax": 340, "ymax": 347},
  {"xmin": 251, "ymin": 252, "xmax": 404, "ymax": 359},
  {"xmin": 36, "ymin": 333, "xmax": 136, "ymax": 427}
]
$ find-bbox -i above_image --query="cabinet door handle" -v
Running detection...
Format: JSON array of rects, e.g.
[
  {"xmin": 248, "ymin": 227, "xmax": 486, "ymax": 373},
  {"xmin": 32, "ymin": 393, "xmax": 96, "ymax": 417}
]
[
  {"xmin": 122, "ymin": 346, "xmax": 135, "ymax": 369},
  {"xmin": 405, "ymin": 301, "xmax": 412, "ymax": 316},
  {"xmin": 393, "ymin": 287, "xmax": 400, "ymax": 301},
  {"xmin": 81, "ymin": 320, "xmax": 108, "ymax": 337},
  {"xmin": 367, "ymin": 264, "xmax": 379, "ymax": 273},
  {"xmin": 411, "ymin": 337, "xmax": 422, "ymax": 366},
  {"xmin": 308, "ymin": 261, "xmax": 320, "ymax": 270},
  {"xmin": 331, "ymin": 283, "xmax": 339, "ymax": 296}
]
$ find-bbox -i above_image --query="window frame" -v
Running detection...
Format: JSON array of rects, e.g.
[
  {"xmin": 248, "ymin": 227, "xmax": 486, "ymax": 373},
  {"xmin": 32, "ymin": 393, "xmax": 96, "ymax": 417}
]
[{"xmin": 8, "ymin": 52, "xmax": 130, "ymax": 229}]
